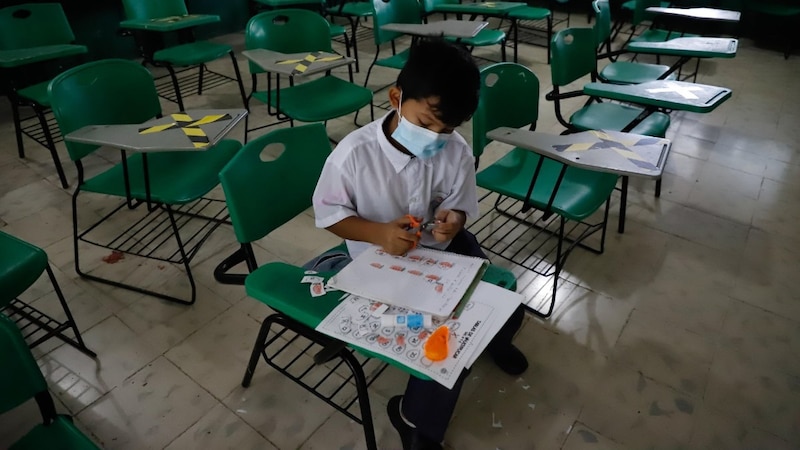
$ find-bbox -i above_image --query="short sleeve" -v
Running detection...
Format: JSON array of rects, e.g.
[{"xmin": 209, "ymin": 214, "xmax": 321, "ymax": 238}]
[
  {"xmin": 438, "ymin": 147, "xmax": 479, "ymax": 220},
  {"xmin": 312, "ymin": 157, "xmax": 359, "ymax": 229}
]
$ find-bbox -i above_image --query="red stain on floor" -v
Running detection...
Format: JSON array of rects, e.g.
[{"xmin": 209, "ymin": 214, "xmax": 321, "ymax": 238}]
[{"xmin": 101, "ymin": 251, "xmax": 124, "ymax": 264}]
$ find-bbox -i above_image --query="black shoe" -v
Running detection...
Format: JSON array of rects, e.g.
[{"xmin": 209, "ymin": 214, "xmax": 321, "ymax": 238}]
[
  {"xmin": 490, "ymin": 343, "xmax": 528, "ymax": 375},
  {"xmin": 387, "ymin": 396, "xmax": 443, "ymax": 450}
]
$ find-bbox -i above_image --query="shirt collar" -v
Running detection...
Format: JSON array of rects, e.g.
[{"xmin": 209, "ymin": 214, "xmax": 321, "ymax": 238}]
[{"xmin": 376, "ymin": 111, "xmax": 425, "ymax": 173}]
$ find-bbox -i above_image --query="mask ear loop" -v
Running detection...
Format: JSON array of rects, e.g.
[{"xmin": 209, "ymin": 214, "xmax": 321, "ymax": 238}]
[{"xmin": 397, "ymin": 91, "xmax": 403, "ymax": 120}]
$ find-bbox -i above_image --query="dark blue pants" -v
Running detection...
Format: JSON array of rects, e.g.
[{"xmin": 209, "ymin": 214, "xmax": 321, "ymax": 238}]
[{"xmin": 402, "ymin": 230, "xmax": 525, "ymax": 443}]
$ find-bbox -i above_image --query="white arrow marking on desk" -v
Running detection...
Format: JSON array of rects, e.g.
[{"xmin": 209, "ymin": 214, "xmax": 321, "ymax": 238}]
[{"xmin": 646, "ymin": 82, "xmax": 704, "ymax": 100}]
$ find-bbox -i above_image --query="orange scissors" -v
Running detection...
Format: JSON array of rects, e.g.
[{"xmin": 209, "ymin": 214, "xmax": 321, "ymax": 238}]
[{"xmin": 405, "ymin": 215, "xmax": 437, "ymax": 249}]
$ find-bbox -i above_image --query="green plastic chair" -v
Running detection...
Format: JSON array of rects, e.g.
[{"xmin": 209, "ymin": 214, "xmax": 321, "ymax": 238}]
[
  {"xmin": 244, "ymin": 9, "xmax": 373, "ymax": 139},
  {"xmin": 593, "ymin": 0, "xmax": 674, "ymax": 84},
  {"xmin": 48, "ymin": 59, "xmax": 243, "ymax": 305},
  {"xmin": 326, "ymin": 0, "xmax": 375, "ymax": 72},
  {"xmin": 421, "ymin": 0, "xmax": 508, "ymax": 61},
  {"xmin": 121, "ymin": 0, "xmax": 247, "ymax": 112},
  {"xmin": 623, "ymin": 0, "xmax": 694, "ymax": 46},
  {"xmin": 0, "ymin": 231, "xmax": 95, "ymax": 357},
  {"xmin": 472, "ymin": 63, "xmax": 616, "ymax": 317},
  {"xmin": 216, "ymin": 123, "xmax": 389, "ymax": 447},
  {"xmin": 546, "ymin": 28, "xmax": 670, "ymax": 136},
  {"xmin": 507, "ymin": 5, "xmax": 552, "ymax": 64},
  {"xmin": 0, "ymin": 3, "xmax": 87, "ymax": 189},
  {"xmin": 545, "ymin": 28, "xmax": 670, "ymax": 232},
  {"xmin": 613, "ymin": 0, "xmax": 670, "ymax": 40},
  {"xmin": 0, "ymin": 314, "xmax": 100, "ymax": 449}
]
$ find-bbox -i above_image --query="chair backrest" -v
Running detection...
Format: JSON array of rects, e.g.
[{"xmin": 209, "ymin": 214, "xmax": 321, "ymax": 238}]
[
  {"xmin": 632, "ymin": 0, "xmax": 660, "ymax": 26},
  {"xmin": 121, "ymin": 0, "xmax": 188, "ymax": 21},
  {"xmin": 48, "ymin": 59, "xmax": 162, "ymax": 162},
  {"xmin": 473, "ymin": 63, "xmax": 539, "ymax": 160},
  {"xmin": 372, "ymin": 0, "xmax": 422, "ymax": 46},
  {"xmin": 246, "ymin": 10, "xmax": 334, "ymax": 75},
  {"xmin": 421, "ymin": 0, "xmax": 458, "ymax": 15},
  {"xmin": 0, "ymin": 231, "xmax": 48, "ymax": 308},
  {"xmin": 0, "ymin": 314, "xmax": 49, "ymax": 416},
  {"xmin": 219, "ymin": 123, "xmax": 331, "ymax": 244},
  {"xmin": 593, "ymin": 0, "xmax": 612, "ymax": 46},
  {"xmin": 550, "ymin": 28, "xmax": 597, "ymax": 87},
  {"xmin": 0, "ymin": 3, "xmax": 75, "ymax": 50}
]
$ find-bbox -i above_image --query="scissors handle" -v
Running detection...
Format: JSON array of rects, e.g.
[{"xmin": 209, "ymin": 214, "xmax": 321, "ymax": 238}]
[{"xmin": 404, "ymin": 214, "xmax": 423, "ymax": 249}]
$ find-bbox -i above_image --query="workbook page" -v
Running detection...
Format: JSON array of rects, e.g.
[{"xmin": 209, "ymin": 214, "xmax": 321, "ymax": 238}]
[{"xmin": 327, "ymin": 246, "xmax": 488, "ymax": 317}]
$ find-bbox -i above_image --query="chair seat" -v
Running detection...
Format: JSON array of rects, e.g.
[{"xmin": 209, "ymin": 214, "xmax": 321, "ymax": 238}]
[
  {"xmin": 327, "ymin": 2, "xmax": 373, "ymax": 17},
  {"xmin": 80, "ymin": 139, "xmax": 242, "ymax": 204},
  {"xmin": 481, "ymin": 264, "xmax": 517, "ymax": 291},
  {"xmin": 600, "ymin": 61, "xmax": 675, "ymax": 84},
  {"xmin": 10, "ymin": 415, "xmax": 99, "ymax": 450},
  {"xmin": 376, "ymin": 48, "xmax": 410, "ymax": 69},
  {"xmin": 508, "ymin": 6, "xmax": 551, "ymax": 21},
  {"xmin": 570, "ymin": 102, "xmax": 670, "ymax": 137},
  {"xmin": 16, "ymin": 81, "xmax": 51, "ymax": 107},
  {"xmin": 448, "ymin": 29, "xmax": 505, "ymax": 46},
  {"xmin": 329, "ymin": 23, "xmax": 347, "ymax": 37},
  {"xmin": 0, "ymin": 231, "xmax": 48, "ymax": 306},
  {"xmin": 153, "ymin": 41, "xmax": 233, "ymax": 66},
  {"xmin": 477, "ymin": 148, "xmax": 618, "ymax": 221},
  {"xmin": 252, "ymin": 76, "xmax": 372, "ymax": 123}
]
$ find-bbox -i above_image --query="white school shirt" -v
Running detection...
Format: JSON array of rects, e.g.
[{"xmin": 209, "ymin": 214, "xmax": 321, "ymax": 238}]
[{"xmin": 313, "ymin": 112, "xmax": 479, "ymax": 259}]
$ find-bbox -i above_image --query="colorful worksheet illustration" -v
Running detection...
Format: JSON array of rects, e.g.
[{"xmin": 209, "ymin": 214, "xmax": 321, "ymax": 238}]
[
  {"xmin": 326, "ymin": 246, "xmax": 488, "ymax": 317},
  {"xmin": 316, "ymin": 293, "xmax": 494, "ymax": 389}
]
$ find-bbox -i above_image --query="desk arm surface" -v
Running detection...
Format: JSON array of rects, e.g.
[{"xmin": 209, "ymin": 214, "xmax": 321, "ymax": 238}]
[
  {"xmin": 0, "ymin": 45, "xmax": 87, "ymax": 68},
  {"xmin": 119, "ymin": 14, "xmax": 220, "ymax": 32}
]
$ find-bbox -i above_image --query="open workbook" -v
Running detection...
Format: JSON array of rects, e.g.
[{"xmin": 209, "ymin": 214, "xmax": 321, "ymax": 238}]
[{"xmin": 326, "ymin": 246, "xmax": 489, "ymax": 317}]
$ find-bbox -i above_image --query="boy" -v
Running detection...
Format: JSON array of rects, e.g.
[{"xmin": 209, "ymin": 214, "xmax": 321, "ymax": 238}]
[{"xmin": 311, "ymin": 39, "xmax": 527, "ymax": 450}]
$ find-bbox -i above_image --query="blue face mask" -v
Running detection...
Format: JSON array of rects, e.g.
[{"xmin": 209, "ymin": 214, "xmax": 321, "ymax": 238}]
[{"xmin": 391, "ymin": 97, "xmax": 451, "ymax": 160}]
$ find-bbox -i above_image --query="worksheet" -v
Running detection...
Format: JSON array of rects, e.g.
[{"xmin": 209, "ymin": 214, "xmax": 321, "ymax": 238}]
[
  {"xmin": 317, "ymin": 293, "xmax": 492, "ymax": 389},
  {"xmin": 316, "ymin": 281, "xmax": 523, "ymax": 388},
  {"xmin": 326, "ymin": 246, "xmax": 488, "ymax": 317}
]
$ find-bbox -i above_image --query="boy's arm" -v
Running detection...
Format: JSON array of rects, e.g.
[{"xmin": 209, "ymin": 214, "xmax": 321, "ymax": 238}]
[{"xmin": 327, "ymin": 216, "xmax": 420, "ymax": 256}]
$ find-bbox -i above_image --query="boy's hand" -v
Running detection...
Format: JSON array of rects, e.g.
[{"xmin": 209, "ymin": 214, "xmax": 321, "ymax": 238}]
[
  {"xmin": 431, "ymin": 209, "xmax": 465, "ymax": 243},
  {"xmin": 378, "ymin": 216, "xmax": 421, "ymax": 255}
]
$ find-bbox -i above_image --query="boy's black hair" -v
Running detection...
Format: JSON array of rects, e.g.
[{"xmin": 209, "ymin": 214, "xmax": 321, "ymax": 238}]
[{"xmin": 396, "ymin": 39, "xmax": 480, "ymax": 128}]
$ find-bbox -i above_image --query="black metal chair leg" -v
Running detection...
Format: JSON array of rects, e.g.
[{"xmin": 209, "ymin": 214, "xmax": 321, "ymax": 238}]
[
  {"xmin": 618, "ymin": 175, "xmax": 628, "ymax": 234},
  {"xmin": 10, "ymin": 98, "xmax": 25, "ymax": 158},
  {"xmin": 72, "ymin": 195, "xmax": 200, "ymax": 305},
  {"xmin": 342, "ymin": 350, "xmax": 378, "ymax": 450},
  {"xmin": 242, "ymin": 316, "xmax": 273, "ymax": 387},
  {"xmin": 46, "ymin": 265, "xmax": 96, "ymax": 358},
  {"xmin": 349, "ymin": 18, "xmax": 361, "ymax": 73},
  {"xmin": 655, "ymin": 178, "xmax": 662, "ymax": 198},
  {"xmin": 197, "ymin": 64, "xmax": 205, "ymax": 95},
  {"xmin": 229, "ymin": 52, "xmax": 249, "ymax": 110},
  {"xmin": 165, "ymin": 65, "xmax": 185, "ymax": 111},
  {"xmin": 34, "ymin": 106, "xmax": 68, "ymax": 189}
]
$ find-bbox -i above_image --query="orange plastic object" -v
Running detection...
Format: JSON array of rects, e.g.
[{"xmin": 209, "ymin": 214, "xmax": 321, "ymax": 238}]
[
  {"xmin": 405, "ymin": 214, "xmax": 422, "ymax": 249},
  {"xmin": 424, "ymin": 325, "xmax": 449, "ymax": 361}
]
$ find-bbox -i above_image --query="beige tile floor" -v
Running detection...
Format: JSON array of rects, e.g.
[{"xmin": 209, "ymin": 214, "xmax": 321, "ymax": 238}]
[{"xmin": 2, "ymin": 15, "xmax": 800, "ymax": 450}]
